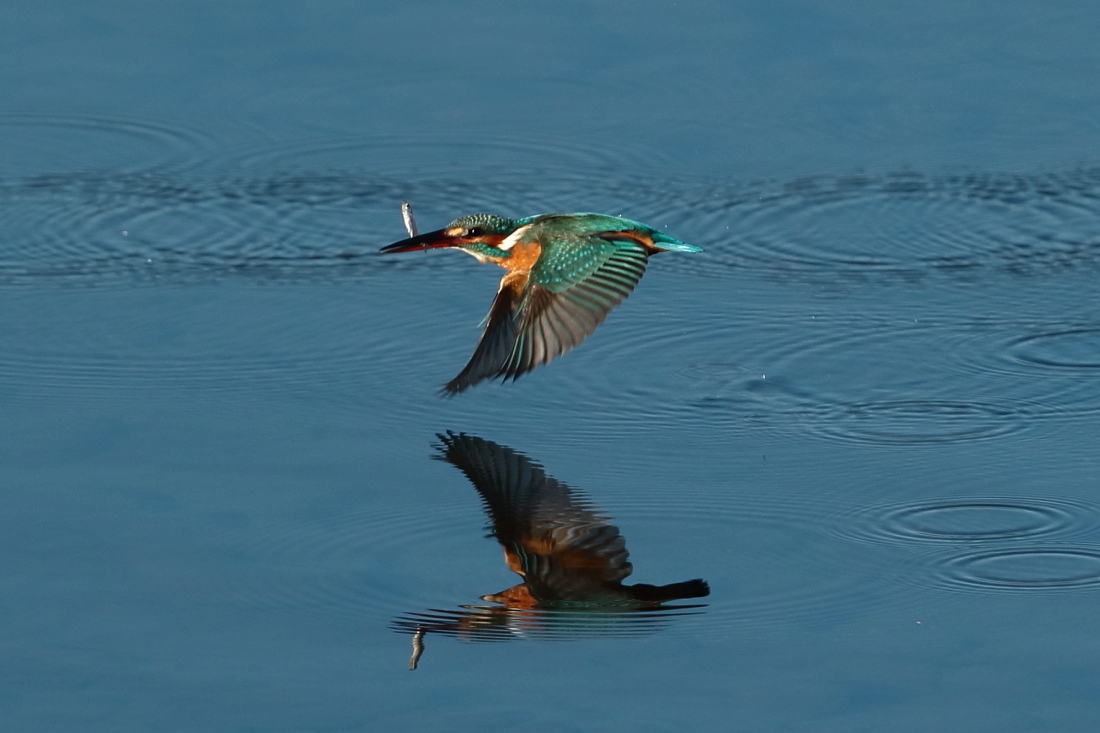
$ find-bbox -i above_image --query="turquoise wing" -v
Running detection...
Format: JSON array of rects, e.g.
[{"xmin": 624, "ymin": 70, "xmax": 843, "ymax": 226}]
[
  {"xmin": 442, "ymin": 214, "xmax": 699, "ymax": 393},
  {"xmin": 443, "ymin": 235, "xmax": 650, "ymax": 393},
  {"xmin": 499, "ymin": 234, "xmax": 650, "ymax": 380}
]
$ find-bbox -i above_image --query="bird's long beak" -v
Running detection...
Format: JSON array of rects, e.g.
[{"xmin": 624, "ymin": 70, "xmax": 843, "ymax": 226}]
[{"xmin": 379, "ymin": 228, "xmax": 457, "ymax": 254}]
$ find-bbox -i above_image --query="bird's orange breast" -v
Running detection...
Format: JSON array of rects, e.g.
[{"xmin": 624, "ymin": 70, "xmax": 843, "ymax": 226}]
[{"xmin": 499, "ymin": 239, "xmax": 542, "ymax": 273}]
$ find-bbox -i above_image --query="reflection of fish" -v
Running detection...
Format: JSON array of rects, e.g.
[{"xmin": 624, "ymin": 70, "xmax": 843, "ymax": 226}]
[
  {"xmin": 435, "ymin": 431, "xmax": 710, "ymax": 607},
  {"xmin": 380, "ymin": 211, "xmax": 701, "ymax": 393}
]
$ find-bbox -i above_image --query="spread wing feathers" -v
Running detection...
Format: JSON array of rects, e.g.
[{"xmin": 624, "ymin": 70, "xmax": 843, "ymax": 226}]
[
  {"xmin": 442, "ymin": 272, "xmax": 524, "ymax": 394},
  {"xmin": 504, "ymin": 242, "xmax": 648, "ymax": 378},
  {"xmin": 442, "ymin": 241, "xmax": 649, "ymax": 393}
]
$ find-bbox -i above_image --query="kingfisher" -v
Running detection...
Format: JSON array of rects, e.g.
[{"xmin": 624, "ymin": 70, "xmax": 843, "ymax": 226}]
[{"xmin": 379, "ymin": 211, "xmax": 702, "ymax": 393}]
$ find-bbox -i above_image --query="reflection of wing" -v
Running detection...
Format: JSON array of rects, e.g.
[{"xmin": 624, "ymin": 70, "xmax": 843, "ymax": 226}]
[{"xmin": 436, "ymin": 432, "xmax": 633, "ymax": 601}]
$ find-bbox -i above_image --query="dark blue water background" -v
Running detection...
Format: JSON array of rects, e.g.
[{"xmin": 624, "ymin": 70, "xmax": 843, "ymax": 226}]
[{"xmin": 3, "ymin": 2, "xmax": 1100, "ymax": 730}]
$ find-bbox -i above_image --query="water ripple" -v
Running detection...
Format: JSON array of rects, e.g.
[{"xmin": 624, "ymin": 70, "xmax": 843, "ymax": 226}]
[
  {"xmin": 0, "ymin": 173, "xmax": 400, "ymax": 286},
  {"xmin": 1009, "ymin": 328, "xmax": 1100, "ymax": 370},
  {"xmin": 830, "ymin": 496, "xmax": 1100, "ymax": 596},
  {"xmin": 812, "ymin": 400, "xmax": 1027, "ymax": 445},
  {"xmin": 0, "ymin": 287, "xmax": 438, "ymax": 411},
  {"xmin": 932, "ymin": 546, "xmax": 1100, "ymax": 593},
  {"xmin": 219, "ymin": 130, "xmax": 676, "ymax": 179},
  {"xmin": 390, "ymin": 605, "xmax": 704, "ymax": 643},
  {"xmin": 656, "ymin": 168, "xmax": 1100, "ymax": 281},
  {"xmin": 832, "ymin": 497, "xmax": 1099, "ymax": 546},
  {"xmin": 533, "ymin": 313, "xmax": 1094, "ymax": 444},
  {"xmin": 0, "ymin": 114, "xmax": 211, "ymax": 175},
  {"xmin": 4, "ymin": 165, "xmax": 1100, "ymax": 287},
  {"xmin": 217, "ymin": 500, "xmax": 484, "ymax": 622}
]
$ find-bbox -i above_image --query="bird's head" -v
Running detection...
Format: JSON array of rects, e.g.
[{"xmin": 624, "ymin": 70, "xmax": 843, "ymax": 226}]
[{"xmin": 380, "ymin": 213, "xmax": 519, "ymax": 262}]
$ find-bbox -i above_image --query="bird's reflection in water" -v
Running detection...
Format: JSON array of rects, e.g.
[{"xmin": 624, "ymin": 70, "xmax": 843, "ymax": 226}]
[{"xmin": 393, "ymin": 432, "xmax": 709, "ymax": 667}]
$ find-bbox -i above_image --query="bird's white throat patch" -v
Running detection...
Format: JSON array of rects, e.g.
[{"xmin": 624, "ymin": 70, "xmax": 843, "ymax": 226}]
[{"xmin": 498, "ymin": 224, "xmax": 532, "ymax": 251}]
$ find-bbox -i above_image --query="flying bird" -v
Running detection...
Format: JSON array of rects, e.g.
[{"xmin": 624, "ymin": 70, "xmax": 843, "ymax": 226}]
[{"xmin": 380, "ymin": 211, "xmax": 701, "ymax": 393}]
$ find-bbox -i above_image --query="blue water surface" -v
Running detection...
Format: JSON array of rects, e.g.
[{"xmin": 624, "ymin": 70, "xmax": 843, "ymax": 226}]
[{"xmin": 3, "ymin": 2, "xmax": 1100, "ymax": 731}]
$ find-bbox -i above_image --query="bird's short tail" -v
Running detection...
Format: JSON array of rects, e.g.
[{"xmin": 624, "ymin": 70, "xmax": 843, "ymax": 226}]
[
  {"xmin": 628, "ymin": 579, "xmax": 710, "ymax": 603},
  {"xmin": 650, "ymin": 232, "xmax": 703, "ymax": 253}
]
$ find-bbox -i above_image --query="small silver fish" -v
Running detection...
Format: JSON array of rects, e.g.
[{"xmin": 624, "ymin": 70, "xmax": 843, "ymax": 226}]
[{"xmin": 401, "ymin": 201, "xmax": 419, "ymax": 238}]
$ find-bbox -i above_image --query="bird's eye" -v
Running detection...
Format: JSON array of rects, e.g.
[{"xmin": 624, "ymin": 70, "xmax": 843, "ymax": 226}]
[{"xmin": 465, "ymin": 227, "xmax": 482, "ymax": 237}]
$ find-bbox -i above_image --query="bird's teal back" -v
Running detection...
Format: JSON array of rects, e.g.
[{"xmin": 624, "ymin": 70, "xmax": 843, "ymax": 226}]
[
  {"xmin": 529, "ymin": 236, "xmax": 625, "ymax": 293},
  {"xmin": 522, "ymin": 212, "xmax": 703, "ymax": 253},
  {"xmin": 524, "ymin": 213, "xmax": 699, "ymax": 294}
]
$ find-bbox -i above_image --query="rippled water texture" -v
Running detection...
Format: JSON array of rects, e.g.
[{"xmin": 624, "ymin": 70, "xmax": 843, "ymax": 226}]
[
  {"xmin": 4, "ymin": 2, "xmax": 1100, "ymax": 731},
  {"xmin": 4, "ymin": 112, "xmax": 1100, "ymax": 730},
  {"xmin": 9, "ymin": 128, "xmax": 1098, "ymax": 441}
]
